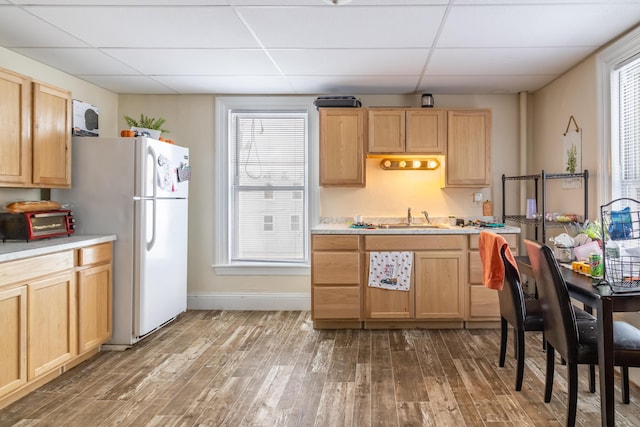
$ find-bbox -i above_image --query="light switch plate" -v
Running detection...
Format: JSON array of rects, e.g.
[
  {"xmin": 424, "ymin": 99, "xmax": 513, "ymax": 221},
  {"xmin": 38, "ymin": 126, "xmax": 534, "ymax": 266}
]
[{"xmin": 473, "ymin": 192, "xmax": 483, "ymax": 202}]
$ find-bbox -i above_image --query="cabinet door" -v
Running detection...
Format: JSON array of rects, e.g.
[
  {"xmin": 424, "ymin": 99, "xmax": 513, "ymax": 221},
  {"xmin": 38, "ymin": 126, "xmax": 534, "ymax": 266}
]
[
  {"xmin": 405, "ymin": 109, "xmax": 446, "ymax": 154},
  {"xmin": 368, "ymin": 109, "xmax": 405, "ymax": 153},
  {"xmin": 0, "ymin": 68, "xmax": 31, "ymax": 186},
  {"xmin": 319, "ymin": 108, "xmax": 365, "ymax": 187},
  {"xmin": 414, "ymin": 251, "xmax": 464, "ymax": 319},
  {"xmin": 77, "ymin": 263, "xmax": 112, "ymax": 353},
  {"xmin": 0, "ymin": 286, "xmax": 27, "ymax": 398},
  {"xmin": 365, "ymin": 253, "xmax": 414, "ymax": 319},
  {"xmin": 28, "ymin": 271, "xmax": 76, "ymax": 379},
  {"xmin": 32, "ymin": 82, "xmax": 72, "ymax": 188},
  {"xmin": 446, "ymin": 109, "xmax": 491, "ymax": 187}
]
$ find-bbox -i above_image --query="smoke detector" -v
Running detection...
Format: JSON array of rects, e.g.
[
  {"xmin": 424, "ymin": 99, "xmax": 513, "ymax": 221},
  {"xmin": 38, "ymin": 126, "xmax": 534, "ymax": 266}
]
[{"xmin": 323, "ymin": 0, "xmax": 353, "ymax": 5}]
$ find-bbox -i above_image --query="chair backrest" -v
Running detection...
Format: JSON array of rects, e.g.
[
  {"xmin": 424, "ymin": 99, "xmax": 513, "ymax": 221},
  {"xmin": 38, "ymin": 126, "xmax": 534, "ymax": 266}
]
[
  {"xmin": 498, "ymin": 245, "xmax": 526, "ymax": 327},
  {"xmin": 524, "ymin": 239, "xmax": 579, "ymax": 361}
]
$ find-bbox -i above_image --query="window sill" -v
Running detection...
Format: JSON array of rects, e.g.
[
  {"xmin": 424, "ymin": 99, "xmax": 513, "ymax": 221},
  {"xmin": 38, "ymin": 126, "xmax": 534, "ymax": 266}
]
[{"xmin": 214, "ymin": 263, "xmax": 310, "ymax": 276}]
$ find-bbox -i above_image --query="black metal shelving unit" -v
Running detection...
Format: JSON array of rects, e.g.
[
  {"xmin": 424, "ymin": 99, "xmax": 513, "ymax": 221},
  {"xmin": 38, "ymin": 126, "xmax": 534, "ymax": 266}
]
[{"xmin": 502, "ymin": 170, "xmax": 589, "ymax": 243}]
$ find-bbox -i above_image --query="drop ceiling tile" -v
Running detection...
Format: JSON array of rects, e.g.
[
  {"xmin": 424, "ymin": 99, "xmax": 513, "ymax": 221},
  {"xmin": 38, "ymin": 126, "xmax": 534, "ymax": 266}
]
[
  {"xmin": 237, "ymin": 5, "xmax": 446, "ymax": 48},
  {"xmin": 26, "ymin": 6, "xmax": 259, "ymax": 48},
  {"xmin": 77, "ymin": 75, "xmax": 177, "ymax": 94},
  {"xmin": 427, "ymin": 46, "xmax": 595, "ymax": 76},
  {"xmin": 102, "ymin": 49, "xmax": 280, "ymax": 75},
  {"xmin": 270, "ymin": 48, "xmax": 428, "ymax": 75},
  {"xmin": 287, "ymin": 75, "xmax": 420, "ymax": 94},
  {"xmin": 439, "ymin": 3, "xmax": 640, "ymax": 48},
  {"xmin": 11, "ymin": 0, "xmax": 226, "ymax": 3},
  {"xmin": 418, "ymin": 74, "xmax": 554, "ymax": 94},
  {"xmin": 12, "ymin": 48, "xmax": 140, "ymax": 75},
  {"xmin": 153, "ymin": 75, "xmax": 294, "ymax": 94},
  {"xmin": 0, "ymin": 8, "xmax": 88, "ymax": 47}
]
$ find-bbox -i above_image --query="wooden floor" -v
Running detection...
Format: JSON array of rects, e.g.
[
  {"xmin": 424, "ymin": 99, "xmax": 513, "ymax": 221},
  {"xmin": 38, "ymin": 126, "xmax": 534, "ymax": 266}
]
[{"xmin": 3, "ymin": 311, "xmax": 640, "ymax": 426}]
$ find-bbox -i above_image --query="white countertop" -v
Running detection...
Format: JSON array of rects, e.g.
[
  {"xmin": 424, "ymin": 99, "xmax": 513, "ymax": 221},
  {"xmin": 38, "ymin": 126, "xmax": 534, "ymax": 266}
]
[
  {"xmin": 311, "ymin": 223, "xmax": 521, "ymax": 235},
  {"xmin": 0, "ymin": 234, "xmax": 117, "ymax": 263}
]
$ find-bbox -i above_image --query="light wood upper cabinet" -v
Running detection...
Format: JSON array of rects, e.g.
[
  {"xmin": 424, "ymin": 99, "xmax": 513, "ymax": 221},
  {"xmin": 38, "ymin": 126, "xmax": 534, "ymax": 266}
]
[
  {"xmin": 32, "ymin": 82, "xmax": 72, "ymax": 188},
  {"xmin": 0, "ymin": 286, "xmax": 27, "ymax": 398},
  {"xmin": 319, "ymin": 108, "xmax": 366, "ymax": 187},
  {"xmin": 446, "ymin": 109, "xmax": 492, "ymax": 187},
  {"xmin": 368, "ymin": 108, "xmax": 446, "ymax": 154},
  {"xmin": 0, "ymin": 68, "xmax": 31, "ymax": 186}
]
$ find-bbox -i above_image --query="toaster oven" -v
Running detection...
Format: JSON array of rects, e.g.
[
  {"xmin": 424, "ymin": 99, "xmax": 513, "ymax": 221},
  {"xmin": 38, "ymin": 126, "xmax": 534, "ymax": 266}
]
[{"xmin": 0, "ymin": 209, "xmax": 75, "ymax": 242}]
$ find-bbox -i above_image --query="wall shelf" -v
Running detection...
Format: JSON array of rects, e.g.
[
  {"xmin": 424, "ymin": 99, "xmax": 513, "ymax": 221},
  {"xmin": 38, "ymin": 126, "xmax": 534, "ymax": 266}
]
[{"xmin": 502, "ymin": 170, "xmax": 589, "ymax": 243}]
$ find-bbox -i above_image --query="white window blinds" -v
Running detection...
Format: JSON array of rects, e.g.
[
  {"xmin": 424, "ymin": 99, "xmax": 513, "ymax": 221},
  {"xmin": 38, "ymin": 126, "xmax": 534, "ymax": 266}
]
[
  {"xmin": 615, "ymin": 54, "xmax": 640, "ymax": 200},
  {"xmin": 229, "ymin": 111, "xmax": 308, "ymax": 263}
]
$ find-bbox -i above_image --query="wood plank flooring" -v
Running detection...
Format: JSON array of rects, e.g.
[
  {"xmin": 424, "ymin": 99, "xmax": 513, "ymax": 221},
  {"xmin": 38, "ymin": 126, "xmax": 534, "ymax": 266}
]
[{"xmin": 3, "ymin": 310, "xmax": 640, "ymax": 426}]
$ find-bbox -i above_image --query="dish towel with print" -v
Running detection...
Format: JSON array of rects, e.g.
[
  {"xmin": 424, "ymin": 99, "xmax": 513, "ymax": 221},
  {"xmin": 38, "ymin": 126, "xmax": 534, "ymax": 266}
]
[
  {"xmin": 368, "ymin": 251, "xmax": 413, "ymax": 291},
  {"xmin": 478, "ymin": 230, "xmax": 519, "ymax": 291}
]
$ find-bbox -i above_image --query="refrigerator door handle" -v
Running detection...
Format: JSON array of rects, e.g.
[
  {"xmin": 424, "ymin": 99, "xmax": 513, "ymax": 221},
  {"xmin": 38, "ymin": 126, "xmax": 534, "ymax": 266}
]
[
  {"xmin": 147, "ymin": 199, "xmax": 157, "ymax": 251},
  {"xmin": 147, "ymin": 144, "xmax": 158, "ymax": 199}
]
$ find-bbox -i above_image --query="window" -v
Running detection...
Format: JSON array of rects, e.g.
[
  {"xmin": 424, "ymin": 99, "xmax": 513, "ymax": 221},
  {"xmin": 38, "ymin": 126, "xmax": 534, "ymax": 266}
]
[
  {"xmin": 229, "ymin": 111, "xmax": 308, "ymax": 264},
  {"xmin": 612, "ymin": 54, "xmax": 640, "ymax": 200},
  {"xmin": 215, "ymin": 96, "xmax": 318, "ymax": 275}
]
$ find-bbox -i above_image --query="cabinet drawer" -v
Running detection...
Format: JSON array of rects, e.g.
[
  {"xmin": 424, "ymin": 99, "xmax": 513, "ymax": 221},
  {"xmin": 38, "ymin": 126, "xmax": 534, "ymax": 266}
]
[
  {"xmin": 313, "ymin": 286, "xmax": 360, "ymax": 319},
  {"xmin": 312, "ymin": 235, "xmax": 361, "ymax": 251},
  {"xmin": 312, "ymin": 252, "xmax": 361, "ymax": 284},
  {"xmin": 77, "ymin": 242, "xmax": 113, "ymax": 267},
  {"xmin": 365, "ymin": 235, "xmax": 464, "ymax": 251},
  {"xmin": 470, "ymin": 285, "xmax": 500, "ymax": 318},
  {"xmin": 469, "ymin": 233, "xmax": 517, "ymax": 250},
  {"xmin": 0, "ymin": 251, "xmax": 74, "ymax": 288}
]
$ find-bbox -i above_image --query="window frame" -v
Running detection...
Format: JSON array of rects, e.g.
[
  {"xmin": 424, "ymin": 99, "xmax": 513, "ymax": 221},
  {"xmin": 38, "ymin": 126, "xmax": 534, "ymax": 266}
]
[
  {"xmin": 597, "ymin": 26, "xmax": 640, "ymax": 208},
  {"xmin": 214, "ymin": 96, "xmax": 318, "ymax": 276}
]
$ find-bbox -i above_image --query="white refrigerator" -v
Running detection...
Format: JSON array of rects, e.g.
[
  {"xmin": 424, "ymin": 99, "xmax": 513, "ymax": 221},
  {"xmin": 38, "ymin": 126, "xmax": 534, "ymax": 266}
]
[{"xmin": 52, "ymin": 136, "xmax": 189, "ymax": 346}]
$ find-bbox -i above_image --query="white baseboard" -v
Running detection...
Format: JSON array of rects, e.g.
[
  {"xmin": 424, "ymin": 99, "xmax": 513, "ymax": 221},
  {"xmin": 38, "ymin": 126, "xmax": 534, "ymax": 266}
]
[{"xmin": 187, "ymin": 292, "xmax": 311, "ymax": 311}]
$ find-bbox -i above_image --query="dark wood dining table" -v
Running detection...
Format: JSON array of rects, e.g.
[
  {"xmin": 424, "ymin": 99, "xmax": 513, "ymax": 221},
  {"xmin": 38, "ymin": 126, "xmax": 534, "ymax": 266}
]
[{"xmin": 515, "ymin": 255, "xmax": 640, "ymax": 427}]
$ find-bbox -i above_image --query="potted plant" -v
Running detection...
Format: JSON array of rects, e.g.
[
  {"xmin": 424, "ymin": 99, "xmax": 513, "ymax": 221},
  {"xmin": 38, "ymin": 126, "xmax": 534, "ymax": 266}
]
[{"xmin": 123, "ymin": 114, "xmax": 169, "ymax": 139}]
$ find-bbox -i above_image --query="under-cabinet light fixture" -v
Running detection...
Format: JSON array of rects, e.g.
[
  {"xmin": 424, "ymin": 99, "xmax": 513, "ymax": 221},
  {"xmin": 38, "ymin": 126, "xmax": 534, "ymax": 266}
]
[{"xmin": 380, "ymin": 158, "xmax": 441, "ymax": 171}]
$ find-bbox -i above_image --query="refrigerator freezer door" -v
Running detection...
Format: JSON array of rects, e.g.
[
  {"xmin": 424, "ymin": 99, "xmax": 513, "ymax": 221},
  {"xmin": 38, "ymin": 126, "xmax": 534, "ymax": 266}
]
[
  {"xmin": 135, "ymin": 197, "xmax": 188, "ymax": 337},
  {"xmin": 139, "ymin": 137, "xmax": 189, "ymax": 199}
]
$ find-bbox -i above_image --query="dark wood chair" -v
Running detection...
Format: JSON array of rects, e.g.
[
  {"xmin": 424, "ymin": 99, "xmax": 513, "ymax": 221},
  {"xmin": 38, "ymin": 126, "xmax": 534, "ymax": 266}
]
[
  {"xmin": 498, "ymin": 245, "xmax": 544, "ymax": 391},
  {"xmin": 525, "ymin": 239, "xmax": 640, "ymax": 426}
]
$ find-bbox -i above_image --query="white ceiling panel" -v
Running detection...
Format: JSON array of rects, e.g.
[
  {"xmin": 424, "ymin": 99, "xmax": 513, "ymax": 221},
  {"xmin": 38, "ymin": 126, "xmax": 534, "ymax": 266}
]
[
  {"xmin": 236, "ymin": 6, "xmax": 446, "ymax": 48},
  {"xmin": 26, "ymin": 6, "xmax": 259, "ymax": 48},
  {"xmin": 0, "ymin": 1, "xmax": 638, "ymax": 94},
  {"xmin": 153, "ymin": 75, "xmax": 294, "ymax": 94},
  {"xmin": 287, "ymin": 75, "xmax": 421, "ymax": 95},
  {"xmin": 0, "ymin": 8, "xmax": 89, "ymax": 47},
  {"xmin": 102, "ymin": 49, "xmax": 281, "ymax": 75},
  {"xmin": 13, "ymin": 48, "xmax": 140, "ymax": 75},
  {"xmin": 270, "ymin": 49, "xmax": 429, "ymax": 76},
  {"xmin": 427, "ymin": 47, "xmax": 595, "ymax": 76},
  {"xmin": 77, "ymin": 75, "xmax": 177, "ymax": 94},
  {"xmin": 439, "ymin": 4, "xmax": 640, "ymax": 48}
]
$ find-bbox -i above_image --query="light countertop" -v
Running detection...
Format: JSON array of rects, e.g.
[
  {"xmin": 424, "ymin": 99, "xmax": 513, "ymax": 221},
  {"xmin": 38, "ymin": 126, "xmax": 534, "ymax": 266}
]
[
  {"xmin": 311, "ymin": 223, "xmax": 521, "ymax": 235},
  {"xmin": 0, "ymin": 234, "xmax": 117, "ymax": 263}
]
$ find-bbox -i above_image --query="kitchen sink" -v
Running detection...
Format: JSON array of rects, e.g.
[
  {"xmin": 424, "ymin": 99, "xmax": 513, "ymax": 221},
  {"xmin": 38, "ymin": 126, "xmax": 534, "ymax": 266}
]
[{"xmin": 377, "ymin": 223, "xmax": 442, "ymax": 229}]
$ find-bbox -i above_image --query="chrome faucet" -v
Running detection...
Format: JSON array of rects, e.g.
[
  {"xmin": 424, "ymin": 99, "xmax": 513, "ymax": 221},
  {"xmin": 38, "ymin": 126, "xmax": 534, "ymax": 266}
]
[
  {"xmin": 407, "ymin": 207, "xmax": 412, "ymax": 225},
  {"xmin": 421, "ymin": 210, "xmax": 431, "ymax": 224}
]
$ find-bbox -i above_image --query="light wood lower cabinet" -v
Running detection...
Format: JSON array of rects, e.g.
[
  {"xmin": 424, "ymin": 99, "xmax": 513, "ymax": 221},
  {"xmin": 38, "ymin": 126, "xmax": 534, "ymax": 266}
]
[
  {"xmin": 311, "ymin": 235, "xmax": 362, "ymax": 321},
  {"xmin": 467, "ymin": 233, "xmax": 518, "ymax": 324},
  {"xmin": 27, "ymin": 271, "xmax": 76, "ymax": 380},
  {"xmin": 77, "ymin": 242, "xmax": 113, "ymax": 354},
  {"xmin": 364, "ymin": 235, "xmax": 465, "ymax": 323},
  {"xmin": 0, "ymin": 286, "xmax": 27, "ymax": 397},
  {"xmin": 0, "ymin": 242, "xmax": 113, "ymax": 409}
]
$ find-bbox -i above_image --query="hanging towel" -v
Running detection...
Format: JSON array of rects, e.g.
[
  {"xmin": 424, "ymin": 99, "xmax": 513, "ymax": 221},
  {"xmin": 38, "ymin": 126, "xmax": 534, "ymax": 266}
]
[
  {"xmin": 478, "ymin": 231, "xmax": 519, "ymax": 291},
  {"xmin": 368, "ymin": 252, "xmax": 413, "ymax": 291}
]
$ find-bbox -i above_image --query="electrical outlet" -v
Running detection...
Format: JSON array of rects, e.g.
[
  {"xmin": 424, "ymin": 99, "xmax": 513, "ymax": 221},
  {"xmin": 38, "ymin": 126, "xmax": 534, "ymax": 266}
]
[{"xmin": 473, "ymin": 192, "xmax": 483, "ymax": 203}]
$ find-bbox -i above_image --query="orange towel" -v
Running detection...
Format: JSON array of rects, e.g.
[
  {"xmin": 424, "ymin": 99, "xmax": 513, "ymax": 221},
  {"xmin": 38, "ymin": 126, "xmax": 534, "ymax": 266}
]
[{"xmin": 478, "ymin": 230, "xmax": 520, "ymax": 291}]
